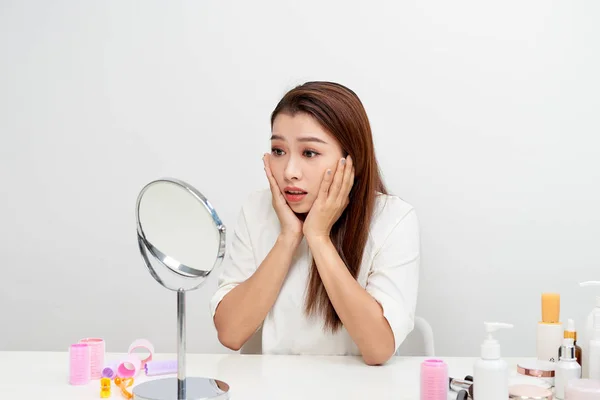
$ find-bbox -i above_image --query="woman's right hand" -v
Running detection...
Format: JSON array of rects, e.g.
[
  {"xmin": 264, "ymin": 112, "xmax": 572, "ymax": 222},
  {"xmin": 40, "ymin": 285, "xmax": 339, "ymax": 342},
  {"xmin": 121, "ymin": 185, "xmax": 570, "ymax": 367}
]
[{"xmin": 263, "ymin": 153, "xmax": 303, "ymax": 240}]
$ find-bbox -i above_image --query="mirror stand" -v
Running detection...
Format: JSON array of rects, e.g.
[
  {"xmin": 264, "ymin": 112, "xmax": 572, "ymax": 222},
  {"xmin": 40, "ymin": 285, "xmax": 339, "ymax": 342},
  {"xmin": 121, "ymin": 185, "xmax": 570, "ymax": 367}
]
[
  {"xmin": 134, "ymin": 290, "xmax": 225, "ymax": 400},
  {"xmin": 132, "ymin": 178, "xmax": 229, "ymax": 400},
  {"xmin": 177, "ymin": 289, "xmax": 186, "ymax": 399}
]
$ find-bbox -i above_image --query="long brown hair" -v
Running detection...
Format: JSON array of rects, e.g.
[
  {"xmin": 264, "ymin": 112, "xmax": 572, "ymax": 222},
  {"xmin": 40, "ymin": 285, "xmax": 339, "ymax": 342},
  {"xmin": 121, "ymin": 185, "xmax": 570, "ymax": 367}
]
[{"xmin": 270, "ymin": 81, "xmax": 388, "ymax": 332}]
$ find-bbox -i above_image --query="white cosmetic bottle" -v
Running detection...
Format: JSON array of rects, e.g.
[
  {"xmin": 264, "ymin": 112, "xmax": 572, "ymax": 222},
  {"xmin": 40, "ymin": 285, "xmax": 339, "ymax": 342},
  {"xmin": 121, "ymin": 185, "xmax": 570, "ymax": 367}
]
[
  {"xmin": 473, "ymin": 322, "xmax": 513, "ymax": 400},
  {"xmin": 579, "ymin": 280, "xmax": 600, "ymax": 378},
  {"xmin": 537, "ymin": 293, "xmax": 563, "ymax": 362},
  {"xmin": 587, "ymin": 307, "xmax": 600, "ymax": 381},
  {"xmin": 554, "ymin": 338, "xmax": 581, "ymax": 399}
]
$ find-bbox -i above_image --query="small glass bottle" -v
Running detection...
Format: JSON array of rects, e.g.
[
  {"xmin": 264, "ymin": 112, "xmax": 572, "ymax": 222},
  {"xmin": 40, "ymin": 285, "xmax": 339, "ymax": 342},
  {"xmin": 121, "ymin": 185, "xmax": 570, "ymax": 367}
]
[{"xmin": 558, "ymin": 318, "xmax": 583, "ymax": 366}]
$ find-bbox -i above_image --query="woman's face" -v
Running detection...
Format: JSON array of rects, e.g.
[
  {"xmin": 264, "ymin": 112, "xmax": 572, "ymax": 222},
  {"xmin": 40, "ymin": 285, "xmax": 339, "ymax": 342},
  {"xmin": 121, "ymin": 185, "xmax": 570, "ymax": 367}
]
[{"xmin": 269, "ymin": 112, "xmax": 344, "ymax": 214}]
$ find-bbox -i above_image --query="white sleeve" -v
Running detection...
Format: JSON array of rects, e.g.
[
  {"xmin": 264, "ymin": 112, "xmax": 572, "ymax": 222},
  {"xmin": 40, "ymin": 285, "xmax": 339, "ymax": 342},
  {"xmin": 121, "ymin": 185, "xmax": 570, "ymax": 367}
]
[
  {"xmin": 209, "ymin": 206, "xmax": 257, "ymax": 319},
  {"xmin": 365, "ymin": 209, "xmax": 420, "ymax": 352}
]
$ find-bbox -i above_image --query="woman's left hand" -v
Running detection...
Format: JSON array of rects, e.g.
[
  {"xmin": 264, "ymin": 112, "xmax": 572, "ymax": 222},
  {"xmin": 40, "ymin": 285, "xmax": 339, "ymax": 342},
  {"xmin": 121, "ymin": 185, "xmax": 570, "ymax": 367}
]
[{"xmin": 303, "ymin": 155, "xmax": 355, "ymax": 239}]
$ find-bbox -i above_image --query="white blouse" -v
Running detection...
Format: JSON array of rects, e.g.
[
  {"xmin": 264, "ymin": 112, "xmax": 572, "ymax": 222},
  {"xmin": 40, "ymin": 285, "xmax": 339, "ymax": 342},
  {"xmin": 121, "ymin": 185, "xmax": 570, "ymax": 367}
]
[{"xmin": 209, "ymin": 188, "xmax": 420, "ymax": 356}]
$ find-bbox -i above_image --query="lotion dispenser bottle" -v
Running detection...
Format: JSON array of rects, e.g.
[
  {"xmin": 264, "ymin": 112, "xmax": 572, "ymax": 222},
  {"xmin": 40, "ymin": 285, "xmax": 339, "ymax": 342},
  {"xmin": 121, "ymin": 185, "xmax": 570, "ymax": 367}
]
[
  {"xmin": 473, "ymin": 322, "xmax": 513, "ymax": 400},
  {"xmin": 579, "ymin": 280, "xmax": 600, "ymax": 378},
  {"xmin": 537, "ymin": 292, "xmax": 563, "ymax": 362},
  {"xmin": 587, "ymin": 306, "xmax": 600, "ymax": 380}
]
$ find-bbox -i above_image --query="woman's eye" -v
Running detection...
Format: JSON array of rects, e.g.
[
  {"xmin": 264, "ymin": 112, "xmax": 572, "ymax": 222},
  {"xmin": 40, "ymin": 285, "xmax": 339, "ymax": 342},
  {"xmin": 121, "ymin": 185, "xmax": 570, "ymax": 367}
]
[
  {"xmin": 303, "ymin": 150, "xmax": 319, "ymax": 158},
  {"xmin": 271, "ymin": 148, "xmax": 285, "ymax": 156}
]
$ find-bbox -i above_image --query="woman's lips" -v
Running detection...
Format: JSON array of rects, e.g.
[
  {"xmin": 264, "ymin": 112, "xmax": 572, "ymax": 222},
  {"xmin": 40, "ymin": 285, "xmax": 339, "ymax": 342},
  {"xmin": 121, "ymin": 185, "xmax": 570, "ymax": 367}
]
[
  {"xmin": 284, "ymin": 192, "xmax": 307, "ymax": 202},
  {"xmin": 284, "ymin": 187, "xmax": 307, "ymax": 203}
]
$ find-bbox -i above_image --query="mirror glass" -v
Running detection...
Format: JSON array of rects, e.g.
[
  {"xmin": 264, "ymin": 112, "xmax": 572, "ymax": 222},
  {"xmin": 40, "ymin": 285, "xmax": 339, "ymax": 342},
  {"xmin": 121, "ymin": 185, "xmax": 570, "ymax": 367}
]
[{"xmin": 136, "ymin": 179, "xmax": 225, "ymax": 291}]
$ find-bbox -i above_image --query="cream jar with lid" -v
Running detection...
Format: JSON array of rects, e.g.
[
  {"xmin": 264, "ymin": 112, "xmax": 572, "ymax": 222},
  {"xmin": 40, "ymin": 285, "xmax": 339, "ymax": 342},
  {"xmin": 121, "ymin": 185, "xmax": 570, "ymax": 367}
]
[{"xmin": 516, "ymin": 360, "xmax": 556, "ymax": 387}]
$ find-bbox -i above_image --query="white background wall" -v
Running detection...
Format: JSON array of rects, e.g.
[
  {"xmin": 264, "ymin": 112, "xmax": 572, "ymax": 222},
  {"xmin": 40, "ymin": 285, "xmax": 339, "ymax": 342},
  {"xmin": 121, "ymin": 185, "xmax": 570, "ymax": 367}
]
[{"xmin": 1, "ymin": 0, "xmax": 599, "ymax": 357}]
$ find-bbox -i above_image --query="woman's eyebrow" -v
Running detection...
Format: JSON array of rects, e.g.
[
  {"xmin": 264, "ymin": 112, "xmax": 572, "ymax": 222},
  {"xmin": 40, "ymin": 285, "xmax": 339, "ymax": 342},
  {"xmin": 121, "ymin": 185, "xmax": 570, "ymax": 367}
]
[{"xmin": 270, "ymin": 134, "xmax": 328, "ymax": 144}]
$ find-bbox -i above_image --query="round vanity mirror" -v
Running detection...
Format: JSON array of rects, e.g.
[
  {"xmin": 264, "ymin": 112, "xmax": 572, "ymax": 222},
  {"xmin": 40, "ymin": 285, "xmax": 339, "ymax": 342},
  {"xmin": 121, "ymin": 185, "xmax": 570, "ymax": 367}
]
[
  {"xmin": 134, "ymin": 178, "xmax": 229, "ymax": 400},
  {"xmin": 136, "ymin": 178, "xmax": 226, "ymax": 291}
]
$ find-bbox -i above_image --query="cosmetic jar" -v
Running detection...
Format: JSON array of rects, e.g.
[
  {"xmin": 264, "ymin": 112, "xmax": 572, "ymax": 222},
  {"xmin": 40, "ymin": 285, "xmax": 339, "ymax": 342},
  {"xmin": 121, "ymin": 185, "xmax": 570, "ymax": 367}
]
[
  {"xmin": 508, "ymin": 384, "xmax": 553, "ymax": 399},
  {"xmin": 565, "ymin": 379, "xmax": 600, "ymax": 399},
  {"xmin": 517, "ymin": 360, "xmax": 556, "ymax": 387}
]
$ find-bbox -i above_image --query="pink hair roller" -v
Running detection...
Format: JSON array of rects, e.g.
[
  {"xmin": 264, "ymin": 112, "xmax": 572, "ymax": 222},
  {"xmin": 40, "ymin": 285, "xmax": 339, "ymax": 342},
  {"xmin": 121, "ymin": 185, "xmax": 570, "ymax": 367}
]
[
  {"xmin": 117, "ymin": 356, "xmax": 141, "ymax": 378},
  {"xmin": 78, "ymin": 337, "xmax": 105, "ymax": 380},
  {"xmin": 128, "ymin": 338, "xmax": 154, "ymax": 369},
  {"xmin": 69, "ymin": 343, "xmax": 91, "ymax": 385},
  {"xmin": 420, "ymin": 359, "xmax": 448, "ymax": 400}
]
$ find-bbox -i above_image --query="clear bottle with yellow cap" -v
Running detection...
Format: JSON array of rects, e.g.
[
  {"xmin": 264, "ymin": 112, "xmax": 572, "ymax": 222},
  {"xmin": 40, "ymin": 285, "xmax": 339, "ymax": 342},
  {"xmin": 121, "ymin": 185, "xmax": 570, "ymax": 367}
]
[{"xmin": 536, "ymin": 293, "xmax": 563, "ymax": 362}]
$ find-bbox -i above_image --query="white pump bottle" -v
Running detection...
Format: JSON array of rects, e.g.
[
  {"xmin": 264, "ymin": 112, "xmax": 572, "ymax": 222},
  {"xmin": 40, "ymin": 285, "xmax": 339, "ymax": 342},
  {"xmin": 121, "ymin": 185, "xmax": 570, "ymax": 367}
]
[
  {"xmin": 579, "ymin": 281, "xmax": 600, "ymax": 378},
  {"xmin": 588, "ymin": 307, "xmax": 600, "ymax": 381},
  {"xmin": 473, "ymin": 322, "xmax": 514, "ymax": 400}
]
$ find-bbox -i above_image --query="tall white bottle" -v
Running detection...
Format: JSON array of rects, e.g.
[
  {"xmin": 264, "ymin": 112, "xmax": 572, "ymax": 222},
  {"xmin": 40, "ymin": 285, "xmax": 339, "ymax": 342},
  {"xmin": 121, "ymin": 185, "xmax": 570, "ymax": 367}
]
[
  {"xmin": 536, "ymin": 292, "xmax": 563, "ymax": 362},
  {"xmin": 579, "ymin": 281, "xmax": 600, "ymax": 378},
  {"xmin": 588, "ymin": 307, "xmax": 600, "ymax": 380},
  {"xmin": 473, "ymin": 322, "xmax": 513, "ymax": 400},
  {"xmin": 554, "ymin": 338, "xmax": 582, "ymax": 399}
]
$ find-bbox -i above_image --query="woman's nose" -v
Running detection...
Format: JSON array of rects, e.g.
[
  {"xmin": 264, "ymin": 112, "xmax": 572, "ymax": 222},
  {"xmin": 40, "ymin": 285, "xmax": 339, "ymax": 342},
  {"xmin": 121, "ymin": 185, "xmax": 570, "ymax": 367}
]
[{"xmin": 283, "ymin": 157, "xmax": 302, "ymax": 181}]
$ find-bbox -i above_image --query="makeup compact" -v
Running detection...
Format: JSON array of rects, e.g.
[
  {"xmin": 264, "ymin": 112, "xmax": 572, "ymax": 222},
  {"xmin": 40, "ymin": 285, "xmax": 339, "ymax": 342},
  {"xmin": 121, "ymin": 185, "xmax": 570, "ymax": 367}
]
[
  {"xmin": 508, "ymin": 385, "xmax": 552, "ymax": 400},
  {"xmin": 509, "ymin": 374, "xmax": 552, "ymax": 390},
  {"xmin": 508, "ymin": 384, "xmax": 553, "ymax": 399}
]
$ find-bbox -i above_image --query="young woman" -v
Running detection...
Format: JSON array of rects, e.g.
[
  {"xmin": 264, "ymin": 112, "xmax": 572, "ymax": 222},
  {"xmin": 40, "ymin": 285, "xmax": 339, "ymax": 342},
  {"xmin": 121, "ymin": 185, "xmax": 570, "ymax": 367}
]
[{"xmin": 210, "ymin": 81, "xmax": 420, "ymax": 365}]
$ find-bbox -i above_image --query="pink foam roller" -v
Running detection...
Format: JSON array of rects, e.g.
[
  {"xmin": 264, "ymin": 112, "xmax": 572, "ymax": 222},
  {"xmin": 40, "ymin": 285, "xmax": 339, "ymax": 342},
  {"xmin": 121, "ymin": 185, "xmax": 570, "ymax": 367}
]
[
  {"xmin": 117, "ymin": 356, "xmax": 141, "ymax": 378},
  {"xmin": 420, "ymin": 359, "xmax": 448, "ymax": 400},
  {"xmin": 128, "ymin": 338, "xmax": 154, "ymax": 369},
  {"xmin": 69, "ymin": 343, "xmax": 90, "ymax": 385},
  {"xmin": 78, "ymin": 337, "xmax": 105, "ymax": 380}
]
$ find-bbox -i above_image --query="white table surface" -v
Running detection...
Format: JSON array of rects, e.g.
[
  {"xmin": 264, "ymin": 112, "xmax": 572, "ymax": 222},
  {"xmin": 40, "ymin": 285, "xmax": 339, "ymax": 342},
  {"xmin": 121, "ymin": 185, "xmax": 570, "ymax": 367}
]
[{"xmin": 0, "ymin": 352, "xmax": 534, "ymax": 399}]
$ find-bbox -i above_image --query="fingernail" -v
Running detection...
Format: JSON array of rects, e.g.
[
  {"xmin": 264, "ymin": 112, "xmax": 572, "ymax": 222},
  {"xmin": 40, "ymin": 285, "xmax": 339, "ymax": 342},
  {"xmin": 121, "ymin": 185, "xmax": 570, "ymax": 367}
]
[{"xmin": 341, "ymin": 158, "xmax": 346, "ymax": 165}]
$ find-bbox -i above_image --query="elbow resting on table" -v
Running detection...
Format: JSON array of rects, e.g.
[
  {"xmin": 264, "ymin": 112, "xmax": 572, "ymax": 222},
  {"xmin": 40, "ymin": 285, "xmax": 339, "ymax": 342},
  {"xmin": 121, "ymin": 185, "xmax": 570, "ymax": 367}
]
[
  {"xmin": 362, "ymin": 346, "xmax": 395, "ymax": 366},
  {"xmin": 214, "ymin": 312, "xmax": 247, "ymax": 351},
  {"xmin": 217, "ymin": 329, "xmax": 245, "ymax": 352}
]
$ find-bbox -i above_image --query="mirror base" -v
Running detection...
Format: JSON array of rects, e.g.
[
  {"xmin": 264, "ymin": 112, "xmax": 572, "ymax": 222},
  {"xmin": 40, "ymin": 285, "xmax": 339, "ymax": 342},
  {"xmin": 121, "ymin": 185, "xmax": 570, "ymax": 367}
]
[{"xmin": 132, "ymin": 377, "xmax": 230, "ymax": 400}]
